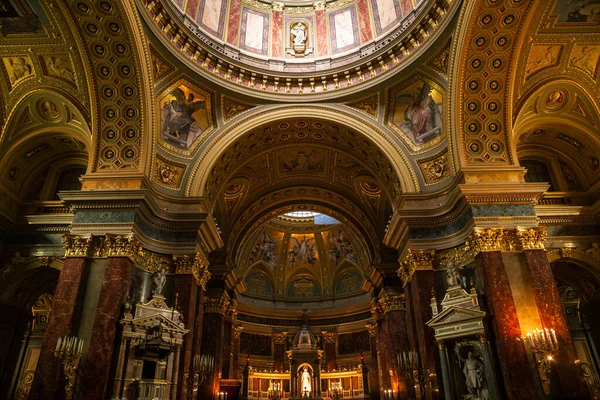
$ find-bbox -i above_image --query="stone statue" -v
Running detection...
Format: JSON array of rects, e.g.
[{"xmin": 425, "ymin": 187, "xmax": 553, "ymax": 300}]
[
  {"xmin": 462, "ymin": 352, "xmax": 488, "ymax": 400},
  {"xmin": 152, "ymin": 265, "xmax": 168, "ymax": 296},
  {"xmin": 301, "ymin": 366, "xmax": 311, "ymax": 393},
  {"xmin": 291, "ymin": 23, "xmax": 307, "ymax": 46}
]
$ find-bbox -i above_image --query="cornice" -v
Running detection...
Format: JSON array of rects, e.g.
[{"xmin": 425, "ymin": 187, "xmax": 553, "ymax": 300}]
[{"xmin": 136, "ymin": 0, "xmax": 459, "ymax": 101}]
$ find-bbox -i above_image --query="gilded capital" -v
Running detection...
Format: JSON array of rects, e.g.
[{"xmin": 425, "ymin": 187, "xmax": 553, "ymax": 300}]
[
  {"xmin": 398, "ymin": 249, "xmax": 435, "ymax": 286},
  {"xmin": 63, "ymin": 234, "xmax": 93, "ymax": 257},
  {"xmin": 203, "ymin": 295, "xmax": 230, "ymax": 315},
  {"xmin": 322, "ymin": 331, "xmax": 337, "ymax": 344},
  {"xmin": 468, "ymin": 228, "xmax": 507, "ymax": 252},
  {"xmin": 192, "ymin": 252, "xmax": 211, "ymax": 290},
  {"xmin": 272, "ymin": 332, "xmax": 287, "ymax": 344},
  {"xmin": 313, "ymin": 1, "xmax": 325, "ymax": 10},
  {"xmin": 516, "ymin": 226, "xmax": 547, "ymax": 250},
  {"xmin": 365, "ymin": 323, "xmax": 376, "ymax": 337},
  {"xmin": 104, "ymin": 234, "xmax": 142, "ymax": 259},
  {"xmin": 173, "ymin": 254, "xmax": 195, "ymax": 274},
  {"xmin": 234, "ymin": 325, "xmax": 244, "ymax": 339},
  {"xmin": 272, "ymin": 1, "xmax": 284, "ymax": 11},
  {"xmin": 378, "ymin": 293, "xmax": 406, "ymax": 314}
]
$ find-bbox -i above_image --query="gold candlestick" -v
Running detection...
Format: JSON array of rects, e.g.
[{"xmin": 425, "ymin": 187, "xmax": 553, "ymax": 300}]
[
  {"xmin": 54, "ymin": 336, "xmax": 83, "ymax": 400},
  {"xmin": 525, "ymin": 328, "xmax": 559, "ymax": 395}
]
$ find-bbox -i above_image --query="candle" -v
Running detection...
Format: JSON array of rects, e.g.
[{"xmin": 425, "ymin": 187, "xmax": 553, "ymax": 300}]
[
  {"xmin": 56, "ymin": 337, "xmax": 62, "ymax": 352},
  {"xmin": 551, "ymin": 329, "xmax": 557, "ymax": 345}
]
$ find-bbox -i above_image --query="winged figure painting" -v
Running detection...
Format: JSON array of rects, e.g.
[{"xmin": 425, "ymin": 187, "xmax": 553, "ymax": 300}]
[
  {"xmin": 161, "ymin": 87, "xmax": 207, "ymax": 149},
  {"xmin": 328, "ymin": 230, "xmax": 358, "ymax": 264},
  {"xmin": 288, "ymin": 236, "xmax": 318, "ymax": 268},
  {"xmin": 249, "ymin": 232, "xmax": 278, "ymax": 269},
  {"xmin": 393, "ymin": 81, "xmax": 443, "ymax": 145}
]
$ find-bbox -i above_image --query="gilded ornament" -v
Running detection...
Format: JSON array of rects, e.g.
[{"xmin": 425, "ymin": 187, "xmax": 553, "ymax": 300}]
[
  {"xmin": 560, "ymin": 247, "xmax": 572, "ymax": 258},
  {"xmin": 234, "ymin": 326, "xmax": 244, "ymax": 339},
  {"xmin": 378, "ymin": 293, "xmax": 406, "ymax": 314},
  {"xmin": 63, "ymin": 234, "xmax": 93, "ymax": 258},
  {"xmin": 344, "ymin": 93, "xmax": 380, "ymax": 118},
  {"xmin": 365, "ymin": 324, "xmax": 376, "ymax": 337},
  {"xmin": 322, "ymin": 332, "xmax": 337, "ymax": 344},
  {"xmin": 192, "ymin": 253, "xmax": 211, "ymax": 290},
  {"xmin": 173, "ymin": 254, "xmax": 195, "ymax": 274},
  {"xmin": 104, "ymin": 234, "xmax": 143, "ymax": 259},
  {"xmin": 516, "ymin": 227, "xmax": 547, "ymax": 250},
  {"xmin": 272, "ymin": 332, "xmax": 287, "ymax": 344},
  {"xmin": 222, "ymin": 96, "xmax": 256, "ymax": 122},
  {"xmin": 398, "ymin": 249, "xmax": 435, "ymax": 286},
  {"xmin": 418, "ymin": 149, "xmax": 451, "ymax": 185},
  {"xmin": 468, "ymin": 228, "xmax": 507, "ymax": 252},
  {"xmin": 203, "ymin": 295, "xmax": 230, "ymax": 315},
  {"xmin": 154, "ymin": 155, "xmax": 186, "ymax": 189}
]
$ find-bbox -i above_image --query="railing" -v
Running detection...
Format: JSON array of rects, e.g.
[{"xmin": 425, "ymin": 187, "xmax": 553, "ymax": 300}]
[{"xmin": 128, "ymin": 380, "xmax": 169, "ymax": 400}]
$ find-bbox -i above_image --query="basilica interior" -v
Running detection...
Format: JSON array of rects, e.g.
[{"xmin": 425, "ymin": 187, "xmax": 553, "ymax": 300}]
[{"xmin": 0, "ymin": 0, "xmax": 599, "ymax": 399}]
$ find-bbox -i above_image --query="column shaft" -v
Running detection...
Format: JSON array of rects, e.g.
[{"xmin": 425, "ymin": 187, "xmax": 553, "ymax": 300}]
[
  {"xmin": 174, "ymin": 274, "xmax": 200, "ymax": 399},
  {"xmin": 479, "ymin": 251, "xmax": 536, "ymax": 399},
  {"xmin": 524, "ymin": 249, "xmax": 587, "ymax": 397},
  {"xmin": 81, "ymin": 256, "xmax": 133, "ymax": 399}
]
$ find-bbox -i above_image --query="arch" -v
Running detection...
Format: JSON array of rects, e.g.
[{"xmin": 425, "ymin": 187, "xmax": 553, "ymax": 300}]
[{"xmin": 186, "ymin": 105, "xmax": 420, "ymax": 201}]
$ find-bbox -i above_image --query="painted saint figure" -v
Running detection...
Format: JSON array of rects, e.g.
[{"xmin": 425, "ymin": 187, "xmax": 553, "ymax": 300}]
[
  {"xmin": 394, "ymin": 81, "xmax": 443, "ymax": 145},
  {"xmin": 161, "ymin": 87, "xmax": 206, "ymax": 148}
]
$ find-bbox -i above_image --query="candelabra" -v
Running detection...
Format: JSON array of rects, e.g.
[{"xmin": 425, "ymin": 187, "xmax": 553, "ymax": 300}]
[
  {"xmin": 186, "ymin": 354, "xmax": 214, "ymax": 399},
  {"xmin": 330, "ymin": 381, "xmax": 342, "ymax": 399},
  {"xmin": 268, "ymin": 382, "xmax": 283, "ymax": 400},
  {"xmin": 54, "ymin": 336, "xmax": 83, "ymax": 400},
  {"xmin": 382, "ymin": 389, "xmax": 394, "ymax": 399},
  {"xmin": 397, "ymin": 350, "xmax": 425, "ymax": 397},
  {"xmin": 525, "ymin": 328, "xmax": 559, "ymax": 395}
]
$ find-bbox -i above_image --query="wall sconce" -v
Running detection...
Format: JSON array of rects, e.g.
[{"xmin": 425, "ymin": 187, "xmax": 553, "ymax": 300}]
[
  {"xmin": 525, "ymin": 328, "xmax": 559, "ymax": 395},
  {"xmin": 54, "ymin": 336, "xmax": 83, "ymax": 400}
]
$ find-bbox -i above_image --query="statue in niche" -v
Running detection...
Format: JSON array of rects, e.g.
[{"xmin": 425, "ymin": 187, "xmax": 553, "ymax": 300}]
[
  {"xmin": 152, "ymin": 265, "xmax": 168, "ymax": 296},
  {"xmin": 287, "ymin": 22, "xmax": 313, "ymax": 57},
  {"xmin": 301, "ymin": 366, "xmax": 311, "ymax": 393},
  {"xmin": 462, "ymin": 351, "xmax": 489, "ymax": 400},
  {"xmin": 291, "ymin": 23, "xmax": 307, "ymax": 46}
]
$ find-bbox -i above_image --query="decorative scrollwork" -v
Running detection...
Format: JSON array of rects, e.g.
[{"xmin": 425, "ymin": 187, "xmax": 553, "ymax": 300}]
[
  {"xmin": 63, "ymin": 234, "xmax": 93, "ymax": 257},
  {"xmin": 516, "ymin": 226, "xmax": 547, "ymax": 250}
]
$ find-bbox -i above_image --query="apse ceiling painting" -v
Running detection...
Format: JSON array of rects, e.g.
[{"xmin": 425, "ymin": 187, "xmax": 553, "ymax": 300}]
[
  {"xmin": 158, "ymin": 80, "xmax": 215, "ymax": 152},
  {"xmin": 240, "ymin": 219, "xmax": 365, "ymax": 304}
]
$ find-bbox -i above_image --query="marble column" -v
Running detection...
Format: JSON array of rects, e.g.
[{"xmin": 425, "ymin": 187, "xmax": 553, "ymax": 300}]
[
  {"xmin": 221, "ymin": 317, "xmax": 233, "ymax": 379},
  {"xmin": 378, "ymin": 294, "xmax": 414, "ymax": 398},
  {"xmin": 173, "ymin": 269, "xmax": 200, "ymax": 399},
  {"xmin": 30, "ymin": 256, "xmax": 87, "ymax": 400},
  {"xmin": 323, "ymin": 332, "xmax": 337, "ymax": 372},
  {"xmin": 478, "ymin": 251, "xmax": 537, "ymax": 399},
  {"xmin": 273, "ymin": 332, "xmax": 286, "ymax": 373},
  {"xmin": 524, "ymin": 249, "xmax": 588, "ymax": 397},
  {"xmin": 367, "ymin": 325, "xmax": 381, "ymax": 400},
  {"xmin": 437, "ymin": 341, "xmax": 454, "ymax": 400},
  {"xmin": 271, "ymin": 6, "xmax": 283, "ymax": 57},
  {"xmin": 231, "ymin": 326, "xmax": 243, "ymax": 378},
  {"xmin": 199, "ymin": 295, "xmax": 229, "ymax": 399},
  {"xmin": 409, "ymin": 269, "xmax": 442, "ymax": 400},
  {"xmin": 81, "ymin": 256, "xmax": 134, "ymax": 399}
]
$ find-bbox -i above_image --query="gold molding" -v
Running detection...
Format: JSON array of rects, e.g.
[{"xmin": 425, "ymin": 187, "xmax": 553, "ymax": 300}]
[
  {"xmin": 272, "ymin": 332, "xmax": 287, "ymax": 344},
  {"xmin": 516, "ymin": 226, "xmax": 547, "ymax": 250},
  {"xmin": 397, "ymin": 249, "xmax": 435, "ymax": 287},
  {"xmin": 378, "ymin": 293, "xmax": 406, "ymax": 314},
  {"xmin": 63, "ymin": 234, "xmax": 93, "ymax": 258}
]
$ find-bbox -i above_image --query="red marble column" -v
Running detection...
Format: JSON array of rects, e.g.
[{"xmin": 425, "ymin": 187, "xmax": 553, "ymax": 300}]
[
  {"xmin": 226, "ymin": 0, "xmax": 241, "ymax": 46},
  {"xmin": 273, "ymin": 334, "xmax": 286, "ymax": 373},
  {"xmin": 376, "ymin": 317, "xmax": 392, "ymax": 392},
  {"xmin": 174, "ymin": 274, "xmax": 200, "ymax": 399},
  {"xmin": 368, "ymin": 328, "xmax": 381, "ymax": 400},
  {"xmin": 272, "ymin": 9, "xmax": 283, "ymax": 57},
  {"xmin": 524, "ymin": 250, "xmax": 588, "ymax": 397},
  {"xmin": 383, "ymin": 309, "xmax": 414, "ymax": 398},
  {"xmin": 409, "ymin": 270, "xmax": 441, "ymax": 400},
  {"xmin": 323, "ymin": 333, "xmax": 337, "ymax": 372},
  {"xmin": 221, "ymin": 319, "xmax": 233, "ymax": 379},
  {"xmin": 315, "ymin": 8, "xmax": 328, "ymax": 57},
  {"xmin": 479, "ymin": 251, "xmax": 536, "ymax": 399},
  {"xmin": 199, "ymin": 301, "xmax": 227, "ymax": 399},
  {"xmin": 81, "ymin": 257, "xmax": 133, "ymax": 400},
  {"xmin": 30, "ymin": 257, "xmax": 87, "ymax": 400}
]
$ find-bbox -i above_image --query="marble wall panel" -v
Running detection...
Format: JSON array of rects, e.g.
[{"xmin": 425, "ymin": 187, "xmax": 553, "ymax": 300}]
[
  {"xmin": 272, "ymin": 10, "xmax": 283, "ymax": 57},
  {"xmin": 227, "ymin": 0, "xmax": 242, "ymax": 46},
  {"xmin": 197, "ymin": 0, "xmax": 227, "ymax": 39},
  {"xmin": 240, "ymin": 8, "xmax": 269, "ymax": 55},
  {"xmin": 315, "ymin": 9, "xmax": 328, "ymax": 56},
  {"xmin": 328, "ymin": 6, "xmax": 360, "ymax": 54},
  {"xmin": 370, "ymin": 0, "xmax": 401, "ymax": 36}
]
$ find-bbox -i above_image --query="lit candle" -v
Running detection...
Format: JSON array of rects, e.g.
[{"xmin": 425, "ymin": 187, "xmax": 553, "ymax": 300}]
[
  {"xmin": 56, "ymin": 337, "xmax": 62, "ymax": 352},
  {"xmin": 551, "ymin": 329, "xmax": 557, "ymax": 345}
]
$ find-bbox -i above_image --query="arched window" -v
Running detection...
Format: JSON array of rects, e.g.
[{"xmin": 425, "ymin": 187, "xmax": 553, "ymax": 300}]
[
  {"xmin": 52, "ymin": 167, "xmax": 85, "ymax": 199},
  {"xmin": 522, "ymin": 159, "xmax": 555, "ymax": 191}
]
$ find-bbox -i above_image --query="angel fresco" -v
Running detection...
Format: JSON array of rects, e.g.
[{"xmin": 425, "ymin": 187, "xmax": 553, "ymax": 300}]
[
  {"xmin": 288, "ymin": 236, "xmax": 318, "ymax": 268},
  {"xmin": 392, "ymin": 81, "xmax": 443, "ymax": 146},
  {"xmin": 161, "ymin": 87, "xmax": 207, "ymax": 149},
  {"xmin": 554, "ymin": 0, "xmax": 600, "ymax": 23},
  {"xmin": 250, "ymin": 232, "xmax": 278, "ymax": 269},
  {"xmin": 328, "ymin": 230, "xmax": 358, "ymax": 264}
]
